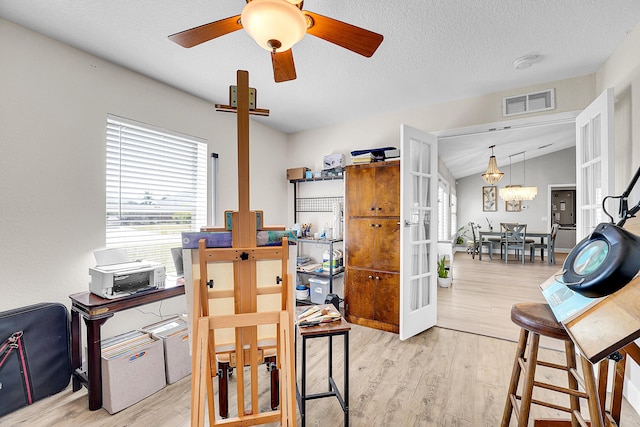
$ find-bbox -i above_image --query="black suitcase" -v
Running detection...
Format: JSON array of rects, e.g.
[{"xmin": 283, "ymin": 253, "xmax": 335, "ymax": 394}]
[{"xmin": 0, "ymin": 302, "xmax": 72, "ymax": 417}]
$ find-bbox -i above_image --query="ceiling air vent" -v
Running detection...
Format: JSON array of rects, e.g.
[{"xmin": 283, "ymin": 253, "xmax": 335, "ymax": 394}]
[{"xmin": 503, "ymin": 89, "xmax": 555, "ymax": 117}]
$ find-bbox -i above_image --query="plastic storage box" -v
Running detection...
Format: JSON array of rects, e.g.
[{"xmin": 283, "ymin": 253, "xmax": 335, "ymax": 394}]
[{"xmin": 309, "ymin": 277, "xmax": 330, "ymax": 304}]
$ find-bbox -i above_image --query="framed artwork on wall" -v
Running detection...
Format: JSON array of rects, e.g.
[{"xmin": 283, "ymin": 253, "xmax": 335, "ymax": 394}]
[
  {"xmin": 505, "ymin": 199, "xmax": 522, "ymax": 212},
  {"xmin": 482, "ymin": 186, "xmax": 497, "ymax": 212},
  {"xmin": 505, "ymin": 185, "xmax": 522, "ymax": 212}
]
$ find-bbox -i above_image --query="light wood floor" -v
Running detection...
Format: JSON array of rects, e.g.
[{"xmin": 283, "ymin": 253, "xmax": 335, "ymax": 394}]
[
  {"xmin": 5, "ymin": 251, "xmax": 640, "ymax": 426},
  {"xmin": 438, "ymin": 250, "xmax": 569, "ymax": 350}
]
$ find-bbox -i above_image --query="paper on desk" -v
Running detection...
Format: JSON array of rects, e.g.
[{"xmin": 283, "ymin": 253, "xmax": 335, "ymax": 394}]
[{"xmin": 94, "ymin": 248, "xmax": 131, "ymax": 266}]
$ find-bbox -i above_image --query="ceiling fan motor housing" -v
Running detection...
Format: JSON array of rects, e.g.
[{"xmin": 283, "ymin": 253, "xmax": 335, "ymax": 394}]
[{"xmin": 563, "ymin": 223, "xmax": 640, "ymax": 298}]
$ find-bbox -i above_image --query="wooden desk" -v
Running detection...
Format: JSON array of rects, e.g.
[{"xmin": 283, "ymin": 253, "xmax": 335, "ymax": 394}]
[
  {"xmin": 296, "ymin": 304, "xmax": 350, "ymax": 427},
  {"xmin": 69, "ymin": 281, "xmax": 185, "ymax": 410},
  {"xmin": 478, "ymin": 230, "xmax": 552, "ymax": 263}
]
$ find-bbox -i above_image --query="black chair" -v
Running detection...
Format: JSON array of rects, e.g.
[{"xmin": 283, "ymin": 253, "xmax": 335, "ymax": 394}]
[
  {"xmin": 467, "ymin": 222, "xmax": 494, "ymax": 260},
  {"xmin": 530, "ymin": 223, "xmax": 560, "ymax": 264},
  {"xmin": 503, "ymin": 223, "xmax": 533, "ymax": 264}
]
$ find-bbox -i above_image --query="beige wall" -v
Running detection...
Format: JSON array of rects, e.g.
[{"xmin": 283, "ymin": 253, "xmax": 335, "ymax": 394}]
[
  {"xmin": 285, "ymin": 74, "xmax": 595, "ymax": 226},
  {"xmin": 0, "ymin": 18, "xmax": 289, "ymax": 337},
  {"xmin": 596, "ymin": 17, "xmax": 640, "ymax": 415},
  {"xmin": 597, "ymin": 16, "xmax": 640, "ymax": 193}
]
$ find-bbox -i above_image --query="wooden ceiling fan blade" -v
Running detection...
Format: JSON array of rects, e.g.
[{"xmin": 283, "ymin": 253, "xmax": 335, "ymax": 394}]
[
  {"xmin": 303, "ymin": 11, "xmax": 383, "ymax": 57},
  {"xmin": 271, "ymin": 50, "xmax": 297, "ymax": 83},
  {"xmin": 168, "ymin": 15, "xmax": 242, "ymax": 48}
]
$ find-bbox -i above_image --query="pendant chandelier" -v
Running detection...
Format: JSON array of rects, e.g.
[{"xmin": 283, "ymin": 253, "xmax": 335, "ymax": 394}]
[
  {"xmin": 499, "ymin": 152, "xmax": 538, "ymax": 201},
  {"xmin": 481, "ymin": 145, "xmax": 504, "ymax": 184}
]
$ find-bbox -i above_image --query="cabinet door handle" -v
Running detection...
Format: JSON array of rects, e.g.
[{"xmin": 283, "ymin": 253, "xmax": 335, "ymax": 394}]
[
  {"xmin": 374, "ymin": 276, "xmax": 381, "ymax": 280},
  {"xmin": 369, "ymin": 223, "xmax": 375, "ymax": 227},
  {"xmin": 375, "ymin": 224, "xmax": 382, "ymax": 228},
  {"xmin": 377, "ymin": 207, "xmax": 382, "ymax": 211},
  {"xmin": 369, "ymin": 207, "xmax": 375, "ymax": 211},
  {"xmin": 368, "ymin": 275, "xmax": 374, "ymax": 279}
]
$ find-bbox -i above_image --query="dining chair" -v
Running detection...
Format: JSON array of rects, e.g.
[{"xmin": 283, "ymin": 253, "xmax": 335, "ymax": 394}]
[
  {"xmin": 495, "ymin": 223, "xmax": 518, "ymax": 259},
  {"xmin": 503, "ymin": 223, "xmax": 533, "ymax": 264},
  {"xmin": 530, "ymin": 223, "xmax": 560, "ymax": 264},
  {"xmin": 467, "ymin": 222, "xmax": 493, "ymax": 260}
]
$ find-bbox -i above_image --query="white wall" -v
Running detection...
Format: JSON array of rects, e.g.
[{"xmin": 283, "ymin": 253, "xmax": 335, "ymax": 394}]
[
  {"xmin": 456, "ymin": 147, "xmax": 576, "ymax": 237},
  {"xmin": 0, "ymin": 18, "xmax": 289, "ymax": 338},
  {"xmin": 596, "ymin": 17, "xmax": 640, "ymax": 416}
]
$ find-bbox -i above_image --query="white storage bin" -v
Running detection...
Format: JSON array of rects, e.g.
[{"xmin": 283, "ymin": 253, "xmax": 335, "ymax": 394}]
[
  {"xmin": 308, "ymin": 277, "xmax": 330, "ymax": 304},
  {"xmin": 141, "ymin": 316, "xmax": 191, "ymax": 384},
  {"xmin": 101, "ymin": 331, "xmax": 166, "ymax": 414}
]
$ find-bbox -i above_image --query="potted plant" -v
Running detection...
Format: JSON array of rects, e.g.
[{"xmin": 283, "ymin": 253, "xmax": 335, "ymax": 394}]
[
  {"xmin": 454, "ymin": 225, "xmax": 469, "ymax": 245},
  {"xmin": 437, "ymin": 256, "xmax": 452, "ymax": 288}
]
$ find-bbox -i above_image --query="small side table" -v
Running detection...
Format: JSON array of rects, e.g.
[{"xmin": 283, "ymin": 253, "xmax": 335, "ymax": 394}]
[
  {"xmin": 69, "ymin": 281, "xmax": 185, "ymax": 410},
  {"xmin": 295, "ymin": 304, "xmax": 350, "ymax": 427}
]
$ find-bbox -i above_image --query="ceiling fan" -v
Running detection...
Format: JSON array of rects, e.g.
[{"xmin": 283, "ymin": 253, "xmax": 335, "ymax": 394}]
[{"xmin": 168, "ymin": 0, "xmax": 384, "ymax": 83}]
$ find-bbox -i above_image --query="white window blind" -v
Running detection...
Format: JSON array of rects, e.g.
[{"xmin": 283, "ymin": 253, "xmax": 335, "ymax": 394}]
[{"xmin": 106, "ymin": 115, "xmax": 207, "ymax": 273}]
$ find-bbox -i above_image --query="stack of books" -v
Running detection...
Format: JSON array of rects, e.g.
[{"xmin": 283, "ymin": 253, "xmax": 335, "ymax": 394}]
[
  {"xmin": 351, "ymin": 152, "xmax": 375, "ymax": 164},
  {"xmin": 350, "ymin": 147, "xmax": 398, "ymax": 165},
  {"xmin": 101, "ymin": 330, "xmax": 155, "ymax": 360}
]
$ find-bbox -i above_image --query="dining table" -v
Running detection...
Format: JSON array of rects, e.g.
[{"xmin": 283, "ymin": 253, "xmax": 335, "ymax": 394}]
[{"xmin": 478, "ymin": 229, "xmax": 553, "ymax": 264}]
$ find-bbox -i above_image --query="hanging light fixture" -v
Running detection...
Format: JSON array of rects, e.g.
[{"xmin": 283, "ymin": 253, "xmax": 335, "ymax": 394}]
[
  {"xmin": 499, "ymin": 152, "xmax": 538, "ymax": 201},
  {"xmin": 481, "ymin": 145, "xmax": 504, "ymax": 184},
  {"xmin": 241, "ymin": 0, "xmax": 307, "ymax": 53}
]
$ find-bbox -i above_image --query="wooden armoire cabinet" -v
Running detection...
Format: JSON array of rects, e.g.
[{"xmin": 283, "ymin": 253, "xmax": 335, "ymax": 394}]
[{"xmin": 344, "ymin": 161, "xmax": 400, "ymax": 333}]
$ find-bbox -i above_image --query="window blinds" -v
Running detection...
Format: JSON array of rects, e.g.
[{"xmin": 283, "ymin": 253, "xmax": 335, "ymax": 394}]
[{"xmin": 106, "ymin": 115, "xmax": 207, "ymax": 273}]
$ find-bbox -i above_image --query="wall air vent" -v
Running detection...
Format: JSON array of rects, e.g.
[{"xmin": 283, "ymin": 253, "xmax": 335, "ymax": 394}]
[{"xmin": 503, "ymin": 89, "xmax": 555, "ymax": 117}]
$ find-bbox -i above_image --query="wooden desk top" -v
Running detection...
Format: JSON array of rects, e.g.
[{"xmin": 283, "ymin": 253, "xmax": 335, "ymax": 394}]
[
  {"xmin": 69, "ymin": 279, "xmax": 185, "ymax": 318},
  {"xmin": 296, "ymin": 304, "xmax": 351, "ymax": 337},
  {"xmin": 540, "ymin": 270, "xmax": 640, "ymax": 363},
  {"xmin": 565, "ymin": 275, "xmax": 640, "ymax": 363}
]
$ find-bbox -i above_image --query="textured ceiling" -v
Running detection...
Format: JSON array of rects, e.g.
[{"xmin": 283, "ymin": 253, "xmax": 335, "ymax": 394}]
[{"xmin": 1, "ymin": 1, "xmax": 639, "ymax": 177}]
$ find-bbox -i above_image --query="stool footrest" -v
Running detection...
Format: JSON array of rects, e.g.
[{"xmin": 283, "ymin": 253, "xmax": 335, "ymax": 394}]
[
  {"xmin": 536, "ymin": 359, "xmax": 571, "ymax": 371},
  {"xmin": 502, "ymin": 303, "xmax": 604, "ymax": 427},
  {"xmin": 533, "ymin": 380, "xmax": 589, "ymax": 399},
  {"xmin": 530, "ymin": 397, "xmax": 573, "ymax": 414}
]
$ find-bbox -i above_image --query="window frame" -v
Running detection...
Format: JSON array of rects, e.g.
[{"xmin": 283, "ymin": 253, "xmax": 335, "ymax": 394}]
[{"xmin": 105, "ymin": 114, "xmax": 208, "ymax": 274}]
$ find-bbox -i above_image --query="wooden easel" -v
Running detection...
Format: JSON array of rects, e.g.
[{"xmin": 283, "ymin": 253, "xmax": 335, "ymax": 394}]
[{"xmin": 190, "ymin": 70, "xmax": 296, "ymax": 427}]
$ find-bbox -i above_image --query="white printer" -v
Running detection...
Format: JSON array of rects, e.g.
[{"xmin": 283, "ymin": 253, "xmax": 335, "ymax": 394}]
[{"xmin": 89, "ymin": 249, "xmax": 166, "ymax": 299}]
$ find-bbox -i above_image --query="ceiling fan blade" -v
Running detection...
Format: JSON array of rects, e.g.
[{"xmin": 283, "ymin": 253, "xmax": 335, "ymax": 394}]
[
  {"xmin": 303, "ymin": 11, "xmax": 383, "ymax": 57},
  {"xmin": 271, "ymin": 50, "xmax": 297, "ymax": 83},
  {"xmin": 168, "ymin": 15, "xmax": 242, "ymax": 48}
]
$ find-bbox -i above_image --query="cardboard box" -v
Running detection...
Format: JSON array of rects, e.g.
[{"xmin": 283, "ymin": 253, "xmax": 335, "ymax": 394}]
[
  {"xmin": 287, "ymin": 167, "xmax": 310, "ymax": 181},
  {"xmin": 101, "ymin": 332, "xmax": 166, "ymax": 414},
  {"xmin": 142, "ymin": 316, "xmax": 191, "ymax": 384}
]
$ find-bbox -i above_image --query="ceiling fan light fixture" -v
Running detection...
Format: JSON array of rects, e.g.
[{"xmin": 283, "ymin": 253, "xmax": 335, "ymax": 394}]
[
  {"xmin": 481, "ymin": 145, "xmax": 504, "ymax": 184},
  {"xmin": 241, "ymin": 0, "xmax": 307, "ymax": 53}
]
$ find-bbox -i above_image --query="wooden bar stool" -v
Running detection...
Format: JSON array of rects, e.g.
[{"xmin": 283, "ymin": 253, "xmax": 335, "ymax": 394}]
[{"xmin": 501, "ymin": 303, "xmax": 603, "ymax": 427}]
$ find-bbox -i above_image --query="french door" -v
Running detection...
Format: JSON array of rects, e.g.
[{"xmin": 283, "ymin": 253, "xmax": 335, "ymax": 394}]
[
  {"xmin": 399, "ymin": 125, "xmax": 438, "ymax": 340},
  {"xmin": 575, "ymin": 88, "xmax": 614, "ymax": 241}
]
